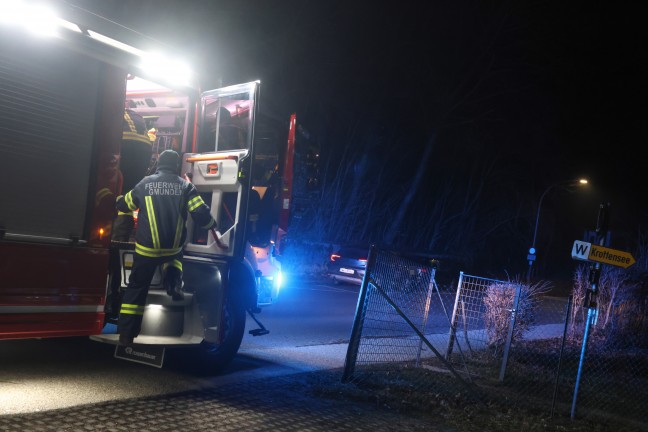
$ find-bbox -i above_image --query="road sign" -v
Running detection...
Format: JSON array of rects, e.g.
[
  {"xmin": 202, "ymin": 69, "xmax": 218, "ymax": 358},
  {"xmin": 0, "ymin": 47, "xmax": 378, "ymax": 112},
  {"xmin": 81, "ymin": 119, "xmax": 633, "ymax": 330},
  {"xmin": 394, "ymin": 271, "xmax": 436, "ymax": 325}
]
[{"xmin": 571, "ymin": 240, "xmax": 636, "ymax": 269}]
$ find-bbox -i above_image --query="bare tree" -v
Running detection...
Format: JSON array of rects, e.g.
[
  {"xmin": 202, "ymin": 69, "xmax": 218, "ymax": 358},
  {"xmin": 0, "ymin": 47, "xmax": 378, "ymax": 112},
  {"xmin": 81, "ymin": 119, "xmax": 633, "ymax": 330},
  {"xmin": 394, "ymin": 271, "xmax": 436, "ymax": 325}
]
[{"xmin": 383, "ymin": 133, "xmax": 435, "ymax": 246}]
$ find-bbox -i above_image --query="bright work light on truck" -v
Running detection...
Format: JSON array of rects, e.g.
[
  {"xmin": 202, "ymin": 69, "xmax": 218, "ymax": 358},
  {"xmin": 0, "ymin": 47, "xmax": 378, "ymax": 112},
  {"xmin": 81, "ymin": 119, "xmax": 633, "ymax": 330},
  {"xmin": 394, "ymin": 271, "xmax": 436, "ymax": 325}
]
[
  {"xmin": 88, "ymin": 30, "xmax": 143, "ymax": 56},
  {"xmin": 1, "ymin": 1, "xmax": 59, "ymax": 37},
  {"xmin": 140, "ymin": 52, "xmax": 193, "ymax": 87}
]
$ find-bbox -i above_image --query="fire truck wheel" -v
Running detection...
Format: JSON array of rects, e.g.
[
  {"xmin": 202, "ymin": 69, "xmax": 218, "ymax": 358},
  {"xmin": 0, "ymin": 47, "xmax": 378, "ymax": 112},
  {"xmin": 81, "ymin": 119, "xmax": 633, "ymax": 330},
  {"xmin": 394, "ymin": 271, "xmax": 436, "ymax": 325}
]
[{"xmin": 193, "ymin": 293, "xmax": 246, "ymax": 373}]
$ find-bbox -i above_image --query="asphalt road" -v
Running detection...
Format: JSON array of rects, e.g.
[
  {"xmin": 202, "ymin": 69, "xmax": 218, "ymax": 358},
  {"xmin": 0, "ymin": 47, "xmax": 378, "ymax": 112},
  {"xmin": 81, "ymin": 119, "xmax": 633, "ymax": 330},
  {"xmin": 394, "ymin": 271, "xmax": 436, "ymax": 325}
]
[
  {"xmin": 0, "ymin": 275, "xmax": 361, "ymax": 415},
  {"xmin": 243, "ymin": 275, "xmax": 360, "ymax": 347},
  {"xmin": 0, "ymin": 275, "xmax": 568, "ymax": 416}
]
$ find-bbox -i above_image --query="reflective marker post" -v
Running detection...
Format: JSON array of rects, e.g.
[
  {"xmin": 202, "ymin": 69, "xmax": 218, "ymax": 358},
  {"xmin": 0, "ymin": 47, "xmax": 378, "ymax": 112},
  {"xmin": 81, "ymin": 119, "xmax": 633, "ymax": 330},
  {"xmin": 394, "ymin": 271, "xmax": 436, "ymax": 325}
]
[{"xmin": 525, "ymin": 248, "xmax": 536, "ymax": 285}]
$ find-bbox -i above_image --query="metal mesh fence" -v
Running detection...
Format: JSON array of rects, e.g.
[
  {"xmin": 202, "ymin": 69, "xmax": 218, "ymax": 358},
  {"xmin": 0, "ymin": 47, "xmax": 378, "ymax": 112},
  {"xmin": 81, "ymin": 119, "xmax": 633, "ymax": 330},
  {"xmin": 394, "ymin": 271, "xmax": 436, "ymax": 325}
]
[
  {"xmin": 445, "ymin": 273, "xmax": 504, "ymax": 377},
  {"xmin": 552, "ymin": 304, "xmax": 648, "ymax": 424},
  {"xmin": 342, "ymin": 248, "xmax": 480, "ymax": 402},
  {"xmin": 342, "ymin": 245, "xmax": 648, "ymax": 428}
]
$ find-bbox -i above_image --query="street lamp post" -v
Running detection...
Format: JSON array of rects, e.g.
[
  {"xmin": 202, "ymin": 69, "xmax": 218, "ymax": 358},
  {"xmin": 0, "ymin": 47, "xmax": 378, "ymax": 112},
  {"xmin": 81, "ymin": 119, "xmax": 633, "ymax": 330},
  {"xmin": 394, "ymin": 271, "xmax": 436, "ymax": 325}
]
[{"xmin": 526, "ymin": 178, "xmax": 588, "ymax": 284}]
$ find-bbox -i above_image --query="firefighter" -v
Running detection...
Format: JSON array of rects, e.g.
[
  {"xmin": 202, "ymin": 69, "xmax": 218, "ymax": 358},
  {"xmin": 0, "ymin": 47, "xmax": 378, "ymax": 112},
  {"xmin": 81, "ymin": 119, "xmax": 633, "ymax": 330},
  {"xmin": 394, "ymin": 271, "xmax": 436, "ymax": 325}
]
[
  {"xmin": 115, "ymin": 150, "xmax": 216, "ymax": 346},
  {"xmin": 96, "ymin": 153, "xmax": 123, "ymax": 321},
  {"xmin": 106, "ymin": 109, "xmax": 154, "ymax": 321},
  {"xmin": 112, "ymin": 108, "xmax": 154, "ymax": 242}
]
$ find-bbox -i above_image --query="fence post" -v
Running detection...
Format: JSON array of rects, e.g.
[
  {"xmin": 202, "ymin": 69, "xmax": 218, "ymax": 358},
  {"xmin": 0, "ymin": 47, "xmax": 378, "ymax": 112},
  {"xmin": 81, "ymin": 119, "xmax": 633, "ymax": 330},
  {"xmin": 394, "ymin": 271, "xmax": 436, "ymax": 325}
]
[
  {"xmin": 445, "ymin": 271, "xmax": 464, "ymax": 360},
  {"xmin": 342, "ymin": 244, "xmax": 377, "ymax": 383},
  {"xmin": 570, "ymin": 304, "xmax": 597, "ymax": 419},
  {"xmin": 416, "ymin": 267, "xmax": 436, "ymax": 366},
  {"xmin": 499, "ymin": 282, "xmax": 521, "ymax": 382},
  {"xmin": 551, "ymin": 295, "xmax": 573, "ymax": 418},
  {"xmin": 571, "ymin": 203, "xmax": 608, "ymax": 418}
]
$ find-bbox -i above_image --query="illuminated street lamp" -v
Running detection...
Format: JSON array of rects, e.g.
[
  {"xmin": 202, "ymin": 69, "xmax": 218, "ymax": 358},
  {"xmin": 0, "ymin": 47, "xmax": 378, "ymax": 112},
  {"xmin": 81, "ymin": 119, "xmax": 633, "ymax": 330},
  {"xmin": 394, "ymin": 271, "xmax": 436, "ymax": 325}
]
[{"xmin": 526, "ymin": 178, "xmax": 589, "ymax": 283}]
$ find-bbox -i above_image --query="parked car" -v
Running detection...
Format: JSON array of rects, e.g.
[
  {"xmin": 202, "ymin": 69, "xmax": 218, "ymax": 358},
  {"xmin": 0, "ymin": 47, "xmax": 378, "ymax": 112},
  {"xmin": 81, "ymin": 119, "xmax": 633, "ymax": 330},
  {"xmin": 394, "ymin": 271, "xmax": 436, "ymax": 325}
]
[{"xmin": 326, "ymin": 245, "xmax": 369, "ymax": 285}]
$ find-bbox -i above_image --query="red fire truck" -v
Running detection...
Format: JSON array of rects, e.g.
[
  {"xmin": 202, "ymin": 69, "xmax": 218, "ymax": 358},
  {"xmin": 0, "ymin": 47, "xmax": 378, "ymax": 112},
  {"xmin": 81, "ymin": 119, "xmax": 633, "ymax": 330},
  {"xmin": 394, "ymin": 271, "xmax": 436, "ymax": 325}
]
[{"xmin": 0, "ymin": 1, "xmax": 293, "ymax": 370}]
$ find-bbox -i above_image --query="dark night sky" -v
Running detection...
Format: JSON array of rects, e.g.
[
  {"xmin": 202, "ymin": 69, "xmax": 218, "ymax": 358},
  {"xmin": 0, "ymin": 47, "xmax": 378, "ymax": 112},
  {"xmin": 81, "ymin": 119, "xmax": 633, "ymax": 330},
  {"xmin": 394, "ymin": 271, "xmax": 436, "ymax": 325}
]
[
  {"xmin": 60, "ymin": 0, "xmax": 646, "ymax": 277},
  {"xmin": 67, "ymin": 1, "xmax": 644, "ymax": 186}
]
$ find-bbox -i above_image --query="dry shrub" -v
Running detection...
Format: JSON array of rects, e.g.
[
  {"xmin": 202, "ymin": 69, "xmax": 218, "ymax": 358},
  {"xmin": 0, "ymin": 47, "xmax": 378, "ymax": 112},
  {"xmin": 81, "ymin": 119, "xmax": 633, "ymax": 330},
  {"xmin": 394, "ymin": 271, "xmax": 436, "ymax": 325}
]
[
  {"xmin": 570, "ymin": 265, "xmax": 589, "ymax": 341},
  {"xmin": 570, "ymin": 235, "xmax": 648, "ymax": 349},
  {"xmin": 483, "ymin": 279, "xmax": 552, "ymax": 354}
]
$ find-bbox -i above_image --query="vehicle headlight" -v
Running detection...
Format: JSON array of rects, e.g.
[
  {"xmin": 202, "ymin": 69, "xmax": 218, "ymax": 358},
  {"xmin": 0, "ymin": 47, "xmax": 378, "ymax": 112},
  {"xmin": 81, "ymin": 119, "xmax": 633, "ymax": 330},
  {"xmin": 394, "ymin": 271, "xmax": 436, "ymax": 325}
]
[{"xmin": 275, "ymin": 271, "xmax": 283, "ymax": 292}]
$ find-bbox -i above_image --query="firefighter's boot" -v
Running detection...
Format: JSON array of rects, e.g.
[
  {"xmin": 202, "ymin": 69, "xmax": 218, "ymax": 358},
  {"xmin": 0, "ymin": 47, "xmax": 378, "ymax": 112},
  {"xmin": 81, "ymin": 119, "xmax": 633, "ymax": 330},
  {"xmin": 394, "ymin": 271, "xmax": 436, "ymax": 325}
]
[{"xmin": 119, "ymin": 334, "xmax": 134, "ymax": 346}]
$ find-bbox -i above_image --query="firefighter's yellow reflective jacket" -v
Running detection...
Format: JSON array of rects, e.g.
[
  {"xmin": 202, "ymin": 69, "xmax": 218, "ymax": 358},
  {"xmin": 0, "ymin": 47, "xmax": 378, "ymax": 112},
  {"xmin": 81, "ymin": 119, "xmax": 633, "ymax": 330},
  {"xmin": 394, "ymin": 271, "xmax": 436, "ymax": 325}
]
[
  {"xmin": 116, "ymin": 167, "xmax": 216, "ymax": 258},
  {"xmin": 123, "ymin": 109, "xmax": 151, "ymax": 145}
]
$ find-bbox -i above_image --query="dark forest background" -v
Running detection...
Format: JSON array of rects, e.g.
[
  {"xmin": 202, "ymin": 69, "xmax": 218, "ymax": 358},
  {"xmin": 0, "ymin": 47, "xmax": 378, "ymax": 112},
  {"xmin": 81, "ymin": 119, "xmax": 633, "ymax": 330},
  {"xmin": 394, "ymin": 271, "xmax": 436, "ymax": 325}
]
[{"xmin": 63, "ymin": 0, "xmax": 646, "ymax": 281}]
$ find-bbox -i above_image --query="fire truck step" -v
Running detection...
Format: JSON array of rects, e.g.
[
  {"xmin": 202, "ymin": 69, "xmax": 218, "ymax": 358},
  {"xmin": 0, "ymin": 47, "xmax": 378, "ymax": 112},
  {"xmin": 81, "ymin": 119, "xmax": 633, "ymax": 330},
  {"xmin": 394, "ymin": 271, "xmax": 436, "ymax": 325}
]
[
  {"xmin": 145, "ymin": 291, "xmax": 193, "ymax": 306},
  {"xmin": 90, "ymin": 333, "xmax": 203, "ymax": 345}
]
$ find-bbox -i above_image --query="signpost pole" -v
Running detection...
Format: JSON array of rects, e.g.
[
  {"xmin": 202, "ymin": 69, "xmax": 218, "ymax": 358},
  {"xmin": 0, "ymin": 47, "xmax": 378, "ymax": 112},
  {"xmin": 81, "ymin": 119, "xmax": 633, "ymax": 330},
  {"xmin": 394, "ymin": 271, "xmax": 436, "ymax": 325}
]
[{"xmin": 570, "ymin": 203, "xmax": 609, "ymax": 419}]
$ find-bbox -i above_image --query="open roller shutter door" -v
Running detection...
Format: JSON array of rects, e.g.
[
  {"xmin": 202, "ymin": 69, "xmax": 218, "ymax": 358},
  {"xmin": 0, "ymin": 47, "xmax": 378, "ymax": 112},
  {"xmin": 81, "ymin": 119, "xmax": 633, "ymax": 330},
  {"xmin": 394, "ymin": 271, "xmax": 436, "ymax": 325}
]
[{"xmin": 0, "ymin": 29, "xmax": 101, "ymax": 241}]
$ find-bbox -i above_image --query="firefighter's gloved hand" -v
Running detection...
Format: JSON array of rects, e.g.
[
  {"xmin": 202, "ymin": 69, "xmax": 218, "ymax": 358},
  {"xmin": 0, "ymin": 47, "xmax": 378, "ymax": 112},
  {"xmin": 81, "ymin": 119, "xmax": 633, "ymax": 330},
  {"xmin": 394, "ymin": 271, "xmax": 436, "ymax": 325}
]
[{"xmin": 163, "ymin": 266, "xmax": 184, "ymax": 301}]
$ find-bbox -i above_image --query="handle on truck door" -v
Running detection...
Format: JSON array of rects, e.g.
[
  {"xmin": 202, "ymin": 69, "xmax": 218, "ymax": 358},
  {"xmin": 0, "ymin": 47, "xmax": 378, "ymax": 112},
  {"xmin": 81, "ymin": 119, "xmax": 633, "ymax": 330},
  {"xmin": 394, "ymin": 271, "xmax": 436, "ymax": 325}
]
[
  {"xmin": 211, "ymin": 228, "xmax": 229, "ymax": 250},
  {"xmin": 186, "ymin": 155, "xmax": 238, "ymax": 163}
]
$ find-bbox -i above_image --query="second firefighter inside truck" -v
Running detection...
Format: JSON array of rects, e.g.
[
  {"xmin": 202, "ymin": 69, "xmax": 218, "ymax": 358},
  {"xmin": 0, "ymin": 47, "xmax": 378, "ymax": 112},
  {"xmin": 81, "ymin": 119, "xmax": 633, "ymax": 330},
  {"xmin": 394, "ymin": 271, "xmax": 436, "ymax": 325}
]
[
  {"xmin": 112, "ymin": 108, "xmax": 154, "ymax": 241},
  {"xmin": 114, "ymin": 150, "xmax": 216, "ymax": 346},
  {"xmin": 106, "ymin": 109, "xmax": 153, "ymax": 319}
]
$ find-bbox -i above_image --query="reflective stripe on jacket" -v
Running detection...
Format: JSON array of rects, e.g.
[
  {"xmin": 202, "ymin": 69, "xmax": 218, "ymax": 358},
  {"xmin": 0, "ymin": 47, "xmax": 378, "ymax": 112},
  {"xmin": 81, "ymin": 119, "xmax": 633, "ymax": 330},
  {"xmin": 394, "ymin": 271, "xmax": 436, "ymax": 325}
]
[{"xmin": 116, "ymin": 168, "xmax": 216, "ymax": 258}]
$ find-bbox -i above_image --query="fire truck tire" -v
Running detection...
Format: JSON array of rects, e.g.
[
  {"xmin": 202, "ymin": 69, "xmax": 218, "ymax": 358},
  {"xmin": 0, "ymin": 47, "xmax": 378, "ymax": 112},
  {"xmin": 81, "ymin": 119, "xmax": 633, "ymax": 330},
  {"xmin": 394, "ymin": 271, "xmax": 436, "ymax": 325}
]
[{"xmin": 193, "ymin": 293, "xmax": 246, "ymax": 373}]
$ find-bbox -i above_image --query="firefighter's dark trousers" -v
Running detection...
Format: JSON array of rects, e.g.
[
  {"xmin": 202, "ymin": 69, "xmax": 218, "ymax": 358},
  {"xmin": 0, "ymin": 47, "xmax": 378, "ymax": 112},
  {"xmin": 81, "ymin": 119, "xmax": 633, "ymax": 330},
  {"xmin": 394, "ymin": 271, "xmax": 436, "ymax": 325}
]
[
  {"xmin": 118, "ymin": 253, "xmax": 182, "ymax": 340},
  {"xmin": 120, "ymin": 139, "xmax": 152, "ymax": 192},
  {"xmin": 106, "ymin": 248, "xmax": 123, "ymax": 320},
  {"xmin": 112, "ymin": 213, "xmax": 134, "ymax": 242}
]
